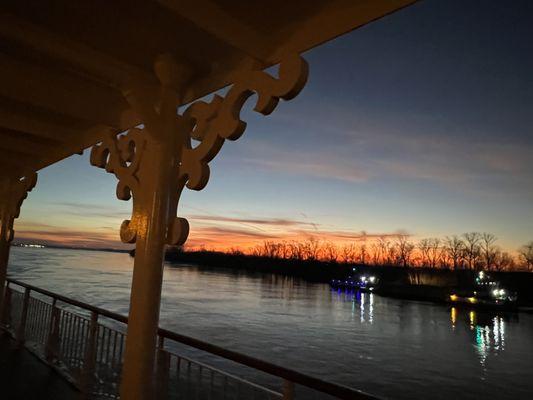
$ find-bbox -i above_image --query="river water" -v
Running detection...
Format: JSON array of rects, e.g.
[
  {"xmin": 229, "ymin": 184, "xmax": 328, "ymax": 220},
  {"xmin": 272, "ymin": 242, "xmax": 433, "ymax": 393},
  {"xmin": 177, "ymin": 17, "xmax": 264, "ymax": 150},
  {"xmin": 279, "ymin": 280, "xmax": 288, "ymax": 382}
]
[{"xmin": 7, "ymin": 247, "xmax": 533, "ymax": 399}]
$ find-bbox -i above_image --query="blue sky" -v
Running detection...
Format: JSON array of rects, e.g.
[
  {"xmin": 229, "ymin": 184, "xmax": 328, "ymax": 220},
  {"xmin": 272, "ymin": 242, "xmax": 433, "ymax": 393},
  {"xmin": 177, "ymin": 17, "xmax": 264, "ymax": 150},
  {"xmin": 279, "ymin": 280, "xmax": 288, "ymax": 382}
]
[{"xmin": 16, "ymin": 0, "xmax": 533, "ymax": 251}]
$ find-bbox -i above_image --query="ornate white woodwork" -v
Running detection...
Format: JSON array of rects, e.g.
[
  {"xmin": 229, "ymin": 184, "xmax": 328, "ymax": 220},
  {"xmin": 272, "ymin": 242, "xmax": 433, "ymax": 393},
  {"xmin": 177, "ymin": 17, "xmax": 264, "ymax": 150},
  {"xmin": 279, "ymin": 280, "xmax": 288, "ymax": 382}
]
[
  {"xmin": 90, "ymin": 53, "xmax": 308, "ymax": 247},
  {"xmin": 0, "ymin": 173, "xmax": 37, "ymax": 243},
  {"xmin": 0, "ymin": 173, "xmax": 37, "ymax": 315}
]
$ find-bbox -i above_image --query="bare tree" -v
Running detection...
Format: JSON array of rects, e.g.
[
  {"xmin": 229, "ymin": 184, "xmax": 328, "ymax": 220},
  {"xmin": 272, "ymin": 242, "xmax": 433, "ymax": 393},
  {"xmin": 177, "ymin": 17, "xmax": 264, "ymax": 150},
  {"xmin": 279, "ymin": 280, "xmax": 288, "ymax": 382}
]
[
  {"xmin": 387, "ymin": 242, "xmax": 399, "ymax": 265},
  {"xmin": 481, "ymin": 233, "xmax": 498, "ymax": 270},
  {"xmin": 229, "ymin": 247, "xmax": 243, "ymax": 255},
  {"xmin": 396, "ymin": 235, "xmax": 414, "ymax": 267},
  {"xmin": 370, "ymin": 241, "xmax": 382, "ymax": 265},
  {"xmin": 428, "ymin": 238, "xmax": 443, "ymax": 268},
  {"xmin": 444, "ymin": 236, "xmax": 465, "ymax": 270},
  {"xmin": 494, "ymin": 251, "xmax": 515, "ymax": 272},
  {"xmin": 519, "ymin": 241, "xmax": 533, "ymax": 271},
  {"xmin": 418, "ymin": 238, "xmax": 443, "ymax": 268},
  {"xmin": 377, "ymin": 237, "xmax": 393, "ymax": 265},
  {"xmin": 358, "ymin": 242, "xmax": 368, "ymax": 265},
  {"xmin": 302, "ymin": 237, "xmax": 321, "ymax": 261},
  {"xmin": 463, "ymin": 232, "xmax": 482, "ymax": 270},
  {"xmin": 322, "ymin": 242, "xmax": 338, "ymax": 263},
  {"xmin": 251, "ymin": 245, "xmax": 262, "ymax": 257},
  {"xmin": 418, "ymin": 238, "xmax": 430, "ymax": 267},
  {"xmin": 240, "ymin": 233, "xmax": 523, "ymax": 271},
  {"xmin": 340, "ymin": 244, "xmax": 356, "ymax": 264},
  {"xmin": 260, "ymin": 241, "xmax": 280, "ymax": 258},
  {"xmin": 285, "ymin": 241, "xmax": 305, "ymax": 260}
]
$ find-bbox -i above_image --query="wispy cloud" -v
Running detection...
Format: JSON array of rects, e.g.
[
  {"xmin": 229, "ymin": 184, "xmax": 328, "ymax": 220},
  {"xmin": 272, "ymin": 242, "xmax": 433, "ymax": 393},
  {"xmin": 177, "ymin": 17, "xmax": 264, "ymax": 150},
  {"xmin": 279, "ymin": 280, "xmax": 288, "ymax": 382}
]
[
  {"xmin": 235, "ymin": 104, "xmax": 533, "ymax": 197},
  {"xmin": 297, "ymin": 229, "xmax": 410, "ymax": 240},
  {"xmin": 184, "ymin": 217, "xmax": 409, "ymax": 250},
  {"xmin": 49, "ymin": 201, "xmax": 130, "ymax": 219},
  {"xmin": 192, "ymin": 226, "xmax": 277, "ymax": 240},
  {"xmin": 188, "ymin": 214, "xmax": 316, "ymax": 227},
  {"xmin": 14, "ymin": 104, "xmax": 530, "ymax": 251},
  {"xmin": 15, "ymin": 221, "xmax": 124, "ymax": 249},
  {"xmin": 241, "ymin": 156, "xmax": 369, "ymax": 183}
]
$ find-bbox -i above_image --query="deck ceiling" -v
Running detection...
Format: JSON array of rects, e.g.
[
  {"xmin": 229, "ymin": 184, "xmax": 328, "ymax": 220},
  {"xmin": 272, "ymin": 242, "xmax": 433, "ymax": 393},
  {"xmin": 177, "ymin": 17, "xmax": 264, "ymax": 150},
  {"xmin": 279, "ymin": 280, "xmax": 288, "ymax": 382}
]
[{"xmin": 0, "ymin": 0, "xmax": 416, "ymax": 180}]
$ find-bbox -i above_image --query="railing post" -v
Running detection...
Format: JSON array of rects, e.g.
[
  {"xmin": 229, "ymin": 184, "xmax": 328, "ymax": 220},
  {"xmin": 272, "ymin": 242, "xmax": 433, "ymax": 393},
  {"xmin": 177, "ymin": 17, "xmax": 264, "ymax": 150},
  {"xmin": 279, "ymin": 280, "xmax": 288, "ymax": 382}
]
[
  {"xmin": 282, "ymin": 380, "xmax": 295, "ymax": 400},
  {"xmin": 16, "ymin": 287, "xmax": 30, "ymax": 346},
  {"xmin": 80, "ymin": 311, "xmax": 99, "ymax": 397},
  {"xmin": 156, "ymin": 336, "xmax": 170, "ymax": 399},
  {"xmin": 0, "ymin": 283, "xmax": 11, "ymax": 330},
  {"xmin": 45, "ymin": 298, "xmax": 60, "ymax": 361}
]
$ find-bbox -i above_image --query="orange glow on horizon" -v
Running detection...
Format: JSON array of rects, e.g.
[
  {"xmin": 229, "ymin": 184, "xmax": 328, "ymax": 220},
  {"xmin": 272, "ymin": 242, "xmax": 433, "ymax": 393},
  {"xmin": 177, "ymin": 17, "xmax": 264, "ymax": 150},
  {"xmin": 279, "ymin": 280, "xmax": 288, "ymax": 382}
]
[{"xmin": 13, "ymin": 215, "xmax": 526, "ymax": 270}]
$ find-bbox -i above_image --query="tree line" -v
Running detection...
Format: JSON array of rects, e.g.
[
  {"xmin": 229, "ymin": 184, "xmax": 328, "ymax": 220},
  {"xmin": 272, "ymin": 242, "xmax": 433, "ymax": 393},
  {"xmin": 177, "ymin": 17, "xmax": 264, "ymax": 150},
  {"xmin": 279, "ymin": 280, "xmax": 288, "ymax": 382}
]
[{"xmin": 237, "ymin": 233, "xmax": 533, "ymax": 272}]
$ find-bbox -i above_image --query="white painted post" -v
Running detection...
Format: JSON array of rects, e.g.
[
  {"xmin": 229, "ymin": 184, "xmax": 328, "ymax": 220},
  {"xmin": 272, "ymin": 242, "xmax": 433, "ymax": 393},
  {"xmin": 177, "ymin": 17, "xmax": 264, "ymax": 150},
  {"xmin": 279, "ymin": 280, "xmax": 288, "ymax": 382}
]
[
  {"xmin": 155, "ymin": 336, "xmax": 171, "ymax": 399},
  {"xmin": 16, "ymin": 287, "xmax": 30, "ymax": 345},
  {"xmin": 119, "ymin": 139, "xmax": 175, "ymax": 400},
  {"xmin": 88, "ymin": 53, "xmax": 308, "ymax": 400},
  {"xmin": 45, "ymin": 298, "xmax": 60, "ymax": 361},
  {"xmin": 283, "ymin": 379, "xmax": 295, "ymax": 400},
  {"xmin": 80, "ymin": 311, "xmax": 99, "ymax": 397}
]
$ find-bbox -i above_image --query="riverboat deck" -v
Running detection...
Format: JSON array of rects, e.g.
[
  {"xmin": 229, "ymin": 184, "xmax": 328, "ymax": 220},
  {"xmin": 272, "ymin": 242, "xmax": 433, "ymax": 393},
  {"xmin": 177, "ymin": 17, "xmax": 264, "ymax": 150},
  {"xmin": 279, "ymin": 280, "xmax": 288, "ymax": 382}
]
[
  {"xmin": 0, "ymin": 334, "xmax": 78, "ymax": 400},
  {"xmin": 0, "ymin": 278, "xmax": 376, "ymax": 400}
]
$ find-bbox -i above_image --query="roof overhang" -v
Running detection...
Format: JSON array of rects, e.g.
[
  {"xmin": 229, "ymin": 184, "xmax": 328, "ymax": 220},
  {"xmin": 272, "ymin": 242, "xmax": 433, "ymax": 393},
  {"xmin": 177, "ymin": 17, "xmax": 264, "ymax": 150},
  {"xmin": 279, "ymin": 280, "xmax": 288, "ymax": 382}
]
[{"xmin": 0, "ymin": 0, "xmax": 417, "ymax": 179}]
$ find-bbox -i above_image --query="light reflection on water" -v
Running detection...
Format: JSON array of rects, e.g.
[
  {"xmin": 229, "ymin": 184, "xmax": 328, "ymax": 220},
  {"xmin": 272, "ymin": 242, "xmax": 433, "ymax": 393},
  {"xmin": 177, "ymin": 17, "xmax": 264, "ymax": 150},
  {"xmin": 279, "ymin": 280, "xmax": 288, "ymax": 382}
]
[
  {"xmin": 450, "ymin": 307, "xmax": 508, "ymax": 370},
  {"xmin": 333, "ymin": 289, "xmax": 374, "ymax": 324},
  {"xmin": 8, "ymin": 247, "xmax": 533, "ymax": 400}
]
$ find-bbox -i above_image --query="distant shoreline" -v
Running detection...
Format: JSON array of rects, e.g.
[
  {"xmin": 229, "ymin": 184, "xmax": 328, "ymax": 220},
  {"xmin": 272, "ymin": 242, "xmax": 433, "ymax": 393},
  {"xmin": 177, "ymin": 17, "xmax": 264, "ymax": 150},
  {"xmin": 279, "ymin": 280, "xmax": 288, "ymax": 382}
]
[
  {"xmin": 12, "ymin": 243, "xmax": 131, "ymax": 254},
  {"xmin": 160, "ymin": 249, "xmax": 533, "ymax": 306}
]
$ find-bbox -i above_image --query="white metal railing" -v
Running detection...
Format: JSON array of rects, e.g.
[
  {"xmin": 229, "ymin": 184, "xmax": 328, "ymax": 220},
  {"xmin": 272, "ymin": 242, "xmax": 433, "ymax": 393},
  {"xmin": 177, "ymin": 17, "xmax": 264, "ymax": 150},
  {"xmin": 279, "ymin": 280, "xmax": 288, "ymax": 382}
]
[{"xmin": 0, "ymin": 279, "xmax": 378, "ymax": 400}]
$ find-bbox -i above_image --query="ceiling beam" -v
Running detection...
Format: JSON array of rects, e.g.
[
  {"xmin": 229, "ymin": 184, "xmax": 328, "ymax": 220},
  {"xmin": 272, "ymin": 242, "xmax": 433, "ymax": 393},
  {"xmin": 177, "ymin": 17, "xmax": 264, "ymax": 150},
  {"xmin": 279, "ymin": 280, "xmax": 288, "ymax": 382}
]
[
  {"xmin": 0, "ymin": 122, "xmax": 118, "ymax": 175},
  {"xmin": 0, "ymin": 105, "xmax": 88, "ymax": 140},
  {"xmin": 0, "ymin": 130, "xmax": 59, "ymax": 155},
  {"xmin": 0, "ymin": 53, "xmax": 138, "ymax": 128},
  {"xmin": 28, "ymin": 125, "xmax": 119, "ymax": 172},
  {"xmin": 270, "ymin": 0, "xmax": 418, "ymax": 60},
  {"xmin": 0, "ymin": 12, "xmax": 158, "ymax": 90},
  {"xmin": 0, "ymin": 159, "xmax": 29, "ymax": 179},
  {"xmin": 0, "ymin": 149, "xmax": 37, "ymax": 170},
  {"xmin": 157, "ymin": 0, "xmax": 271, "ymax": 62}
]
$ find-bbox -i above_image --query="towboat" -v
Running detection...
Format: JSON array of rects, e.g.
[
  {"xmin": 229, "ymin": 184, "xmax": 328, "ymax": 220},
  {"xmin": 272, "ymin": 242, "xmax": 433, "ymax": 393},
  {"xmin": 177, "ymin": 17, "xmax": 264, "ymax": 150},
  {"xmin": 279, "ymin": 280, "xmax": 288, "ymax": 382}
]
[
  {"xmin": 330, "ymin": 269, "xmax": 380, "ymax": 292},
  {"xmin": 448, "ymin": 271, "xmax": 517, "ymax": 309}
]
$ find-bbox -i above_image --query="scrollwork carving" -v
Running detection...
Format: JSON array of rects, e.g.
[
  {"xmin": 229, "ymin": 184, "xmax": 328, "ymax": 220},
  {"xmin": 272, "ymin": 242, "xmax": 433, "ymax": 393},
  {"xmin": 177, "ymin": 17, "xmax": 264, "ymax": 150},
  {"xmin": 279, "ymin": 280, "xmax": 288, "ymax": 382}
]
[
  {"xmin": 0, "ymin": 172, "xmax": 37, "ymax": 242},
  {"xmin": 90, "ymin": 53, "xmax": 308, "ymax": 247},
  {"xmin": 181, "ymin": 54, "xmax": 308, "ymax": 191},
  {"xmin": 90, "ymin": 128, "xmax": 147, "ymax": 243}
]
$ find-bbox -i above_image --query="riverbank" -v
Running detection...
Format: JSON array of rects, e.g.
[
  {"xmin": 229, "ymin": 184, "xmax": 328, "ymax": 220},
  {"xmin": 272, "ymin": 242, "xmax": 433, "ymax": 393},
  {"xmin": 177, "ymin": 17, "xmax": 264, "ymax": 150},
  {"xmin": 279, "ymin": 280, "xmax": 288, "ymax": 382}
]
[{"xmin": 162, "ymin": 249, "xmax": 533, "ymax": 306}]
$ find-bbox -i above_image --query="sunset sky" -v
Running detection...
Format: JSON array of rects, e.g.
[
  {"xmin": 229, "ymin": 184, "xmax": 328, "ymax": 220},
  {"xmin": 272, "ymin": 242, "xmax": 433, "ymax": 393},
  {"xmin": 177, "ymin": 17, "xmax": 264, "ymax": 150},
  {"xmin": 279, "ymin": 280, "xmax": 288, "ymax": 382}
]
[{"xmin": 15, "ymin": 0, "xmax": 533, "ymax": 252}]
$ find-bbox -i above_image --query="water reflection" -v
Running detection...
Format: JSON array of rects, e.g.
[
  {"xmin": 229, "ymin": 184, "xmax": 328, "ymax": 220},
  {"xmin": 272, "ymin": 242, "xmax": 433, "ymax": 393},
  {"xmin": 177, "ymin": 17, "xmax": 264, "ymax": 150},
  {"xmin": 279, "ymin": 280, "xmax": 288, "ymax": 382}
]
[
  {"xmin": 475, "ymin": 315, "xmax": 506, "ymax": 367},
  {"xmin": 450, "ymin": 307, "xmax": 508, "ymax": 368},
  {"xmin": 450, "ymin": 307, "xmax": 457, "ymax": 328},
  {"xmin": 332, "ymin": 288, "xmax": 374, "ymax": 324},
  {"xmin": 10, "ymin": 248, "xmax": 533, "ymax": 400},
  {"xmin": 469, "ymin": 310, "xmax": 476, "ymax": 330},
  {"xmin": 359, "ymin": 292, "xmax": 374, "ymax": 324}
]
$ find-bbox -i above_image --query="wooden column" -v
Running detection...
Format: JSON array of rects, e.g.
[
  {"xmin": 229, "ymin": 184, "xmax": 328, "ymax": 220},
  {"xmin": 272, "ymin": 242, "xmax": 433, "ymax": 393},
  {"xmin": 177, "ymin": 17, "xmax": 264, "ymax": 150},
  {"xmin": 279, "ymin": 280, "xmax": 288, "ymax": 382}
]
[
  {"xmin": 0, "ymin": 174, "xmax": 36, "ymax": 314},
  {"xmin": 89, "ymin": 53, "xmax": 308, "ymax": 400},
  {"xmin": 119, "ymin": 135, "xmax": 177, "ymax": 400},
  {"xmin": 0, "ymin": 214, "xmax": 11, "ymax": 314},
  {"xmin": 91, "ymin": 56, "xmax": 191, "ymax": 400}
]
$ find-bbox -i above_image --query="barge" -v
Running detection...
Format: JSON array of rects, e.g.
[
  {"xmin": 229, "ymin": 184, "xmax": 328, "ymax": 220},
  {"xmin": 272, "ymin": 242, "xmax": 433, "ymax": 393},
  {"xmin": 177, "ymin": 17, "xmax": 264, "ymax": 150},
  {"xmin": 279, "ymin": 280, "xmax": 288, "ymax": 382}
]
[{"xmin": 448, "ymin": 271, "xmax": 518, "ymax": 310}]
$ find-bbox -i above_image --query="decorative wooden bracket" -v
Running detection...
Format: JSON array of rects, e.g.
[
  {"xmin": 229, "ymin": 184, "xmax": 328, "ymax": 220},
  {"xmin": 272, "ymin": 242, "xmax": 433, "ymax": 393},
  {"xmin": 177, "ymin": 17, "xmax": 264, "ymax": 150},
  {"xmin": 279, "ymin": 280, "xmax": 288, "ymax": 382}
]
[
  {"xmin": 90, "ymin": 53, "xmax": 308, "ymax": 246},
  {"xmin": 0, "ymin": 173, "xmax": 38, "ymax": 243}
]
